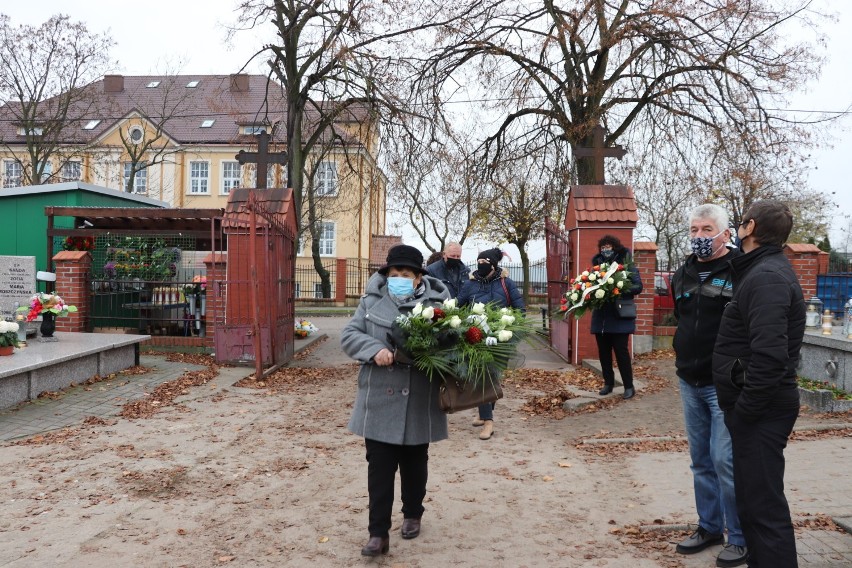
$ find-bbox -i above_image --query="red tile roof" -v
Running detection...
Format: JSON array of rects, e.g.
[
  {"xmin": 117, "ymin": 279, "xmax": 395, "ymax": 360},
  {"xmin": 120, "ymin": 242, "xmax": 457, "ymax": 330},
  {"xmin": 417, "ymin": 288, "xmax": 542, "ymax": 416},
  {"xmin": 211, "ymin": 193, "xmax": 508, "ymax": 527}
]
[
  {"xmin": 784, "ymin": 243, "xmax": 822, "ymax": 253},
  {"xmin": 370, "ymin": 234, "xmax": 402, "ymax": 266},
  {"xmin": 223, "ymin": 187, "xmax": 297, "ymax": 234},
  {"xmin": 568, "ymin": 185, "xmax": 639, "ymax": 223}
]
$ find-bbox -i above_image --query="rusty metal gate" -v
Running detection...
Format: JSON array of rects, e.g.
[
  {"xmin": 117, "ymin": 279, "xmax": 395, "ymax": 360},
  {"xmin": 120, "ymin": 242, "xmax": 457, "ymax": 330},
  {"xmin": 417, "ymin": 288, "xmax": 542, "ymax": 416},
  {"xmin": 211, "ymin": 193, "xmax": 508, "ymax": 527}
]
[
  {"xmin": 545, "ymin": 219, "xmax": 572, "ymax": 361},
  {"xmin": 215, "ymin": 189, "xmax": 295, "ymax": 378}
]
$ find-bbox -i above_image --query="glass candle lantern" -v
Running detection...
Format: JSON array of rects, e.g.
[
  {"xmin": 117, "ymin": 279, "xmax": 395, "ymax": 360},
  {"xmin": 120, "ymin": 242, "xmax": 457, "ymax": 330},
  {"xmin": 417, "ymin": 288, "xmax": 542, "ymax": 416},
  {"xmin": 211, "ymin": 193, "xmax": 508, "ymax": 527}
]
[
  {"xmin": 845, "ymin": 298, "xmax": 852, "ymax": 339},
  {"xmin": 822, "ymin": 309, "xmax": 835, "ymax": 335},
  {"xmin": 805, "ymin": 297, "xmax": 823, "ymax": 329}
]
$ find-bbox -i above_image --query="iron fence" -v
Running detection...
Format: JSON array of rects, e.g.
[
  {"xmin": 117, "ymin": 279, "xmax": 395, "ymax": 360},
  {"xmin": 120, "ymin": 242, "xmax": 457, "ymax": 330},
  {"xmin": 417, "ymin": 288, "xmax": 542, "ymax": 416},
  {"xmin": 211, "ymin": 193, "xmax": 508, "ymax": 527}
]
[{"xmin": 294, "ymin": 260, "xmax": 336, "ymax": 299}]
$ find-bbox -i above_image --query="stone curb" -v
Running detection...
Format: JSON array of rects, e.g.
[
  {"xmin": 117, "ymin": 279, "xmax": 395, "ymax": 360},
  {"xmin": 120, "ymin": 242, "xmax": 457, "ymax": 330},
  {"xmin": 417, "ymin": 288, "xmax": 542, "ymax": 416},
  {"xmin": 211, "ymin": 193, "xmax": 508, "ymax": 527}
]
[{"xmin": 639, "ymin": 515, "xmax": 852, "ymax": 535}]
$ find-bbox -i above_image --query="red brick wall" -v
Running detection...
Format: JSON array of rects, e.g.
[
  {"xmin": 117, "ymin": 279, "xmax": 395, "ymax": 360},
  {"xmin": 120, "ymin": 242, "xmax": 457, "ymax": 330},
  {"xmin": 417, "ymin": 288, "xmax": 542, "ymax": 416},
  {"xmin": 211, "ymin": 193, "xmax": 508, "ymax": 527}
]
[
  {"xmin": 52, "ymin": 251, "xmax": 91, "ymax": 332},
  {"xmin": 632, "ymin": 242, "xmax": 656, "ymax": 339},
  {"xmin": 783, "ymin": 244, "xmax": 825, "ymax": 300}
]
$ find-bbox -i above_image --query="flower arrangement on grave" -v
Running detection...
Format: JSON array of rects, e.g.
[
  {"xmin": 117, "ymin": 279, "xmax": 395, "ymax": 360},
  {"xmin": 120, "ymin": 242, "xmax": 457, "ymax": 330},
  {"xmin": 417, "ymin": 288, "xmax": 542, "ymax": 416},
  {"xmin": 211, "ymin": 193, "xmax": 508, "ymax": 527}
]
[
  {"xmin": 393, "ymin": 298, "xmax": 530, "ymax": 386},
  {"xmin": 193, "ymin": 275, "xmax": 207, "ymax": 294},
  {"xmin": 557, "ymin": 260, "xmax": 634, "ymax": 319},
  {"xmin": 18, "ymin": 293, "xmax": 78, "ymax": 322},
  {"xmin": 62, "ymin": 236, "xmax": 95, "ymax": 252},
  {"xmin": 0, "ymin": 320, "xmax": 20, "ymax": 348},
  {"xmin": 294, "ymin": 319, "xmax": 319, "ymax": 338}
]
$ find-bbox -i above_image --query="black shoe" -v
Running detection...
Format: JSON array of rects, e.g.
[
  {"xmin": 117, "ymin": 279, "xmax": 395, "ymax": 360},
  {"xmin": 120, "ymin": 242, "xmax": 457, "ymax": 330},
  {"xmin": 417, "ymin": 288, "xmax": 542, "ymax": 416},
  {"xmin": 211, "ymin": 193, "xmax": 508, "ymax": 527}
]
[
  {"xmin": 716, "ymin": 544, "xmax": 748, "ymax": 567},
  {"xmin": 623, "ymin": 387, "xmax": 636, "ymax": 400},
  {"xmin": 401, "ymin": 518, "xmax": 421, "ymax": 539},
  {"xmin": 361, "ymin": 536, "xmax": 389, "ymax": 556},
  {"xmin": 598, "ymin": 385, "xmax": 614, "ymax": 395},
  {"xmin": 675, "ymin": 526, "xmax": 724, "ymax": 555}
]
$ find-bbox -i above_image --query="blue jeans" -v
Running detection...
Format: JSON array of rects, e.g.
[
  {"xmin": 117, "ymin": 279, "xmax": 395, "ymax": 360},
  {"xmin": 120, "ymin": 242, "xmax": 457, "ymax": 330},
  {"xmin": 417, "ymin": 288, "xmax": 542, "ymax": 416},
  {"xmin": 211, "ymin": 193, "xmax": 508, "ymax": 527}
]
[
  {"xmin": 680, "ymin": 380, "xmax": 745, "ymax": 547},
  {"xmin": 478, "ymin": 402, "xmax": 495, "ymax": 421}
]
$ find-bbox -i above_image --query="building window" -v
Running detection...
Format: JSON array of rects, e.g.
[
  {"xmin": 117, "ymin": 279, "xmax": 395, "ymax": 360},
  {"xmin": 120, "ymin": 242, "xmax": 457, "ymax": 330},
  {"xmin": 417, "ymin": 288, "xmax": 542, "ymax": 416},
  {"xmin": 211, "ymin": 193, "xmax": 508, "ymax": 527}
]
[
  {"xmin": 35, "ymin": 160, "xmax": 52, "ymax": 182},
  {"xmin": 3, "ymin": 160, "xmax": 22, "ymax": 187},
  {"xmin": 83, "ymin": 120, "xmax": 101, "ymax": 130},
  {"xmin": 314, "ymin": 161, "xmax": 338, "ymax": 196},
  {"xmin": 267, "ymin": 165, "xmax": 276, "ymax": 188},
  {"xmin": 319, "ymin": 221, "xmax": 335, "ymax": 256},
  {"xmin": 189, "ymin": 161, "xmax": 209, "ymax": 194},
  {"xmin": 221, "ymin": 161, "xmax": 241, "ymax": 194},
  {"xmin": 146, "ymin": 81, "xmax": 160, "ymax": 88},
  {"xmin": 314, "ymin": 283, "xmax": 323, "ymax": 299},
  {"xmin": 294, "ymin": 282, "xmax": 301, "ymax": 298},
  {"xmin": 200, "ymin": 119, "xmax": 215, "ymax": 128},
  {"xmin": 242, "ymin": 125, "xmax": 266, "ymax": 135},
  {"xmin": 186, "ymin": 80, "xmax": 199, "ymax": 88},
  {"xmin": 123, "ymin": 162, "xmax": 147, "ymax": 193},
  {"xmin": 60, "ymin": 161, "xmax": 81, "ymax": 182}
]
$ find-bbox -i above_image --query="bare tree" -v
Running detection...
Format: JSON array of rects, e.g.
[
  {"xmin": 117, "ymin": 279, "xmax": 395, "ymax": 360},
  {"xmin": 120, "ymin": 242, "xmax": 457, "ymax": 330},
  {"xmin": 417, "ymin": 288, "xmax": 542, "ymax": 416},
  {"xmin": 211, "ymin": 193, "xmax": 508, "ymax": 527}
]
[
  {"xmin": 383, "ymin": 114, "xmax": 480, "ymax": 253},
  {"xmin": 420, "ymin": 1, "xmax": 829, "ymax": 188},
  {"xmin": 0, "ymin": 14, "xmax": 114, "ymax": 184},
  {"xmin": 231, "ymin": 0, "xmax": 489, "ymax": 230},
  {"xmin": 111, "ymin": 72, "xmax": 195, "ymax": 193}
]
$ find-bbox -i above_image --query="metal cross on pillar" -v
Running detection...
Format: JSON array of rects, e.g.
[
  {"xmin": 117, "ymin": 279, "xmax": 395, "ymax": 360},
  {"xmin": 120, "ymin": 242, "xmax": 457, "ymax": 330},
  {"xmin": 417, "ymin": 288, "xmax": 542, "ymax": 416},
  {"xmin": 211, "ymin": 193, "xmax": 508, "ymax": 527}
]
[
  {"xmin": 235, "ymin": 130, "xmax": 288, "ymax": 189},
  {"xmin": 571, "ymin": 124, "xmax": 627, "ymax": 185}
]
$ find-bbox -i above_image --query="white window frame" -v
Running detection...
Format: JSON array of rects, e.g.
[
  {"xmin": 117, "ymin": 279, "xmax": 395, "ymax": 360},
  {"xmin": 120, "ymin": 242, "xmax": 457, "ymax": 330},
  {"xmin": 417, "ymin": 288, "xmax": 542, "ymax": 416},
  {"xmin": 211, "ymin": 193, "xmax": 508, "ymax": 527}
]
[
  {"xmin": 314, "ymin": 161, "xmax": 338, "ymax": 196},
  {"xmin": 83, "ymin": 120, "xmax": 101, "ymax": 130},
  {"xmin": 123, "ymin": 162, "xmax": 147, "ymax": 193},
  {"xmin": 318, "ymin": 221, "xmax": 336, "ymax": 256},
  {"xmin": 189, "ymin": 161, "xmax": 210, "ymax": 194},
  {"xmin": 242, "ymin": 125, "xmax": 266, "ymax": 135},
  {"xmin": 314, "ymin": 283, "xmax": 323, "ymax": 299},
  {"xmin": 294, "ymin": 282, "xmax": 301, "ymax": 298},
  {"xmin": 60, "ymin": 160, "xmax": 81, "ymax": 182},
  {"xmin": 3, "ymin": 160, "xmax": 22, "ymax": 187},
  {"xmin": 221, "ymin": 161, "xmax": 241, "ymax": 195}
]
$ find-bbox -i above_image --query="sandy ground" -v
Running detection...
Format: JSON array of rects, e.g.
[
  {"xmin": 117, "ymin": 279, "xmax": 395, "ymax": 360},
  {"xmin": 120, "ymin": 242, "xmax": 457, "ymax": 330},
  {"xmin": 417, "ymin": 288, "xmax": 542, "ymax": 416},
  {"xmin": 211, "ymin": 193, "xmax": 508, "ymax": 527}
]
[{"xmin": 0, "ymin": 318, "xmax": 850, "ymax": 568}]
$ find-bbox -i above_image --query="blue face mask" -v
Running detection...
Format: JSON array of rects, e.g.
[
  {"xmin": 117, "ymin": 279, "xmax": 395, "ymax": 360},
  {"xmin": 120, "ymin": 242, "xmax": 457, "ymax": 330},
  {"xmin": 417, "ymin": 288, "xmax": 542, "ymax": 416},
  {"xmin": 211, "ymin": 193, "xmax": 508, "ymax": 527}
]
[
  {"xmin": 387, "ymin": 276, "xmax": 415, "ymax": 297},
  {"xmin": 600, "ymin": 250, "xmax": 615, "ymax": 260}
]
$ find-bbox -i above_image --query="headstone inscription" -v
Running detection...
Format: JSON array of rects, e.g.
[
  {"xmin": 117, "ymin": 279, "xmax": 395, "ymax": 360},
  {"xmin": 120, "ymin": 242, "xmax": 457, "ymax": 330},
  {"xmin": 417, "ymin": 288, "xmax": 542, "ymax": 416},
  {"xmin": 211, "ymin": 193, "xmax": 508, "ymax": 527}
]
[{"xmin": 0, "ymin": 256, "xmax": 36, "ymax": 317}]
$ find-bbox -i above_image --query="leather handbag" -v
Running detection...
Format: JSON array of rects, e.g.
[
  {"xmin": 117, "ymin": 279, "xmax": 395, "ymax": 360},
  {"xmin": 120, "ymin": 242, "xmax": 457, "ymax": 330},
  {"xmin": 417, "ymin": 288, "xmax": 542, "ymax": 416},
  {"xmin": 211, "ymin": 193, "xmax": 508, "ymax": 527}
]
[
  {"xmin": 616, "ymin": 297, "xmax": 637, "ymax": 319},
  {"xmin": 439, "ymin": 374, "xmax": 503, "ymax": 414}
]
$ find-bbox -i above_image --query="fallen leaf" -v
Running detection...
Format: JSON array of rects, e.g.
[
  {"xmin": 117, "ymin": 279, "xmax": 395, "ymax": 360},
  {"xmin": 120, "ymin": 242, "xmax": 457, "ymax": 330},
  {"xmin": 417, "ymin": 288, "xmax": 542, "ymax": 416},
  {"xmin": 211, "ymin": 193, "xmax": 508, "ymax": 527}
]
[{"xmin": 318, "ymin": 536, "xmax": 329, "ymax": 543}]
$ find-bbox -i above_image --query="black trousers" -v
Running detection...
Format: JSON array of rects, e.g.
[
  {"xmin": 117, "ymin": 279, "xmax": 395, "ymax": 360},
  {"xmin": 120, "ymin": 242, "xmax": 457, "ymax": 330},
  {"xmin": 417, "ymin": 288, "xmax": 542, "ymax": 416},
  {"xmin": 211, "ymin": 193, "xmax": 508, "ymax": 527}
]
[
  {"xmin": 594, "ymin": 333, "xmax": 633, "ymax": 389},
  {"xmin": 365, "ymin": 438, "xmax": 429, "ymax": 538},
  {"xmin": 725, "ymin": 406, "xmax": 799, "ymax": 568}
]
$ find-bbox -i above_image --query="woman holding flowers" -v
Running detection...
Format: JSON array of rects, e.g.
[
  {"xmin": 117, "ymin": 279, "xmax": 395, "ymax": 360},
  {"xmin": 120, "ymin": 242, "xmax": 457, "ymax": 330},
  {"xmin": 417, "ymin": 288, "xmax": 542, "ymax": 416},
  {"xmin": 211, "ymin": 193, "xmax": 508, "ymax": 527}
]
[
  {"xmin": 457, "ymin": 247, "xmax": 524, "ymax": 440},
  {"xmin": 590, "ymin": 235, "xmax": 643, "ymax": 399},
  {"xmin": 341, "ymin": 244, "xmax": 451, "ymax": 557}
]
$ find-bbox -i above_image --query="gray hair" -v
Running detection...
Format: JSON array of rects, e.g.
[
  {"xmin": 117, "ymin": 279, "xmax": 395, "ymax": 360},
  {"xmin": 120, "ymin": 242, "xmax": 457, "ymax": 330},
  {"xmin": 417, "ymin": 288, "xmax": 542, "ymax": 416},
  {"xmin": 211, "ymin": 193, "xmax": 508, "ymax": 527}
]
[
  {"xmin": 689, "ymin": 204, "xmax": 729, "ymax": 231},
  {"xmin": 444, "ymin": 242, "xmax": 462, "ymax": 252}
]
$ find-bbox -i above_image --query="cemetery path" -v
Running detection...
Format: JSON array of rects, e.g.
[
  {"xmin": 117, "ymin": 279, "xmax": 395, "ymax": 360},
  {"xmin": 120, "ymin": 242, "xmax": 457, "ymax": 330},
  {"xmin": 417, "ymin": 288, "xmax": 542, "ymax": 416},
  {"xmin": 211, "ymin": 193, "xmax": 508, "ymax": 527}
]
[{"xmin": 0, "ymin": 318, "xmax": 850, "ymax": 567}]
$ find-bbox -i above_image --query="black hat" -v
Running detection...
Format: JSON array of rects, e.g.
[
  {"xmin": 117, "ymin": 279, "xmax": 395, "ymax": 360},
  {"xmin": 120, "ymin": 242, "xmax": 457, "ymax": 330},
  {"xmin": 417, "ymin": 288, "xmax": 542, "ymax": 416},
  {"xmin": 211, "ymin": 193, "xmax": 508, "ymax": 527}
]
[
  {"xmin": 477, "ymin": 248, "xmax": 503, "ymax": 267},
  {"xmin": 378, "ymin": 244, "xmax": 426, "ymax": 275}
]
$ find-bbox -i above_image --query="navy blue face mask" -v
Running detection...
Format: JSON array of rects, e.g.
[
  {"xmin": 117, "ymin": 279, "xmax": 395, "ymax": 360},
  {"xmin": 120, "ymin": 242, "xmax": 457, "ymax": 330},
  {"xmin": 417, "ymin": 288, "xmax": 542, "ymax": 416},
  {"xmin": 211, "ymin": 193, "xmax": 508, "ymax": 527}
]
[{"xmin": 600, "ymin": 250, "xmax": 615, "ymax": 260}]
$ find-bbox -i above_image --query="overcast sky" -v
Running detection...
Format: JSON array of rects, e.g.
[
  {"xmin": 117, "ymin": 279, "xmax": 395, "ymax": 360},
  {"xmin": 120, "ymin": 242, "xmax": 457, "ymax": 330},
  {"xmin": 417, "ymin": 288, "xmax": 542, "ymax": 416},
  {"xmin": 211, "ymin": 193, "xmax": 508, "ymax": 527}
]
[{"xmin": 3, "ymin": 0, "xmax": 851, "ymax": 260}]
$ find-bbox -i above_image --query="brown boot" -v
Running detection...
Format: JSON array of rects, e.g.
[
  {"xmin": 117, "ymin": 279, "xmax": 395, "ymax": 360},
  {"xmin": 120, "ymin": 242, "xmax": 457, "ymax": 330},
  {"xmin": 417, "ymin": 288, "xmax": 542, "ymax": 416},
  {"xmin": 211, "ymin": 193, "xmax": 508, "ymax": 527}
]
[
  {"xmin": 361, "ymin": 536, "xmax": 389, "ymax": 556},
  {"xmin": 479, "ymin": 420, "xmax": 494, "ymax": 440}
]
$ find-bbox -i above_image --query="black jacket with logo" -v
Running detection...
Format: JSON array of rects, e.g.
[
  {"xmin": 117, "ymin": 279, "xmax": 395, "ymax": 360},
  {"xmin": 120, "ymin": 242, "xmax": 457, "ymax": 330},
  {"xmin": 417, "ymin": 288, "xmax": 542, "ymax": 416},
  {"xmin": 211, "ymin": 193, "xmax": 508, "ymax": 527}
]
[
  {"xmin": 671, "ymin": 249, "xmax": 739, "ymax": 387},
  {"xmin": 712, "ymin": 245, "xmax": 805, "ymax": 422}
]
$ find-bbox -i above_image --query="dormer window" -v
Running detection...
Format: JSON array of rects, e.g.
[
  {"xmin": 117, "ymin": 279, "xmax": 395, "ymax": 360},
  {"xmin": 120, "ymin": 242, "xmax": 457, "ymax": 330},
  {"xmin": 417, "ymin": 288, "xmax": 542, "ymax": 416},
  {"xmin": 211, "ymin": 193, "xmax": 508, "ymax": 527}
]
[
  {"xmin": 83, "ymin": 120, "xmax": 101, "ymax": 130},
  {"xmin": 201, "ymin": 119, "xmax": 215, "ymax": 128},
  {"xmin": 242, "ymin": 125, "xmax": 266, "ymax": 135},
  {"xmin": 17, "ymin": 126, "xmax": 43, "ymax": 136},
  {"xmin": 186, "ymin": 80, "xmax": 199, "ymax": 88},
  {"xmin": 146, "ymin": 81, "xmax": 160, "ymax": 88}
]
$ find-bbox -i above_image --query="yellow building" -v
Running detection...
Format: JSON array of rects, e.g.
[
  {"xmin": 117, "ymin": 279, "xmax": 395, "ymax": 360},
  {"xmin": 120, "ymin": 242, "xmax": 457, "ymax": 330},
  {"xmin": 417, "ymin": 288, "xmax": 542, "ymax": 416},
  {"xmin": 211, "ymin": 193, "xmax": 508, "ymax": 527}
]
[{"xmin": 0, "ymin": 74, "xmax": 387, "ymax": 277}]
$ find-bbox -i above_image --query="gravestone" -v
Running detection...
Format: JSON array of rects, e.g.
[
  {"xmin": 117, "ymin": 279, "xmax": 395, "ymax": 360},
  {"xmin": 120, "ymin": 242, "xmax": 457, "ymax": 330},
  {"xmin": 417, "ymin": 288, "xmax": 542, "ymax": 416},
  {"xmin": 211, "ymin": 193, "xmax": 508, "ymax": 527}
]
[{"xmin": 0, "ymin": 256, "xmax": 36, "ymax": 317}]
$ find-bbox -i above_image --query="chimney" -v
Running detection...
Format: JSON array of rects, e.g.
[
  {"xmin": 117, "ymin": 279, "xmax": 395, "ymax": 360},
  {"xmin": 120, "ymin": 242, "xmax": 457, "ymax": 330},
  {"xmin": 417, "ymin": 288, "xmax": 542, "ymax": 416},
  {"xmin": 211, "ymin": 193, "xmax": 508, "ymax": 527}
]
[
  {"xmin": 103, "ymin": 75, "xmax": 124, "ymax": 92},
  {"xmin": 229, "ymin": 74, "xmax": 249, "ymax": 93}
]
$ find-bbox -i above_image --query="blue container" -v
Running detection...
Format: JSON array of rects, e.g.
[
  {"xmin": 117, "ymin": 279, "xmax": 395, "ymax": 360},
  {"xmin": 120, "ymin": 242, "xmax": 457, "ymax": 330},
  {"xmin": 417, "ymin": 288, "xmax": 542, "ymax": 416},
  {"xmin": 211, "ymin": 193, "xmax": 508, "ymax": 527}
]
[{"xmin": 816, "ymin": 273, "xmax": 852, "ymax": 318}]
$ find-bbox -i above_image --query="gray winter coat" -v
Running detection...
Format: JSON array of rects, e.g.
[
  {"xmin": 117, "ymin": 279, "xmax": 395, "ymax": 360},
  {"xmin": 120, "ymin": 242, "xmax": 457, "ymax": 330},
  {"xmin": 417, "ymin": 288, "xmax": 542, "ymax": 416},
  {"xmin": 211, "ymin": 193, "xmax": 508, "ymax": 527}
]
[{"xmin": 342, "ymin": 272, "xmax": 451, "ymax": 445}]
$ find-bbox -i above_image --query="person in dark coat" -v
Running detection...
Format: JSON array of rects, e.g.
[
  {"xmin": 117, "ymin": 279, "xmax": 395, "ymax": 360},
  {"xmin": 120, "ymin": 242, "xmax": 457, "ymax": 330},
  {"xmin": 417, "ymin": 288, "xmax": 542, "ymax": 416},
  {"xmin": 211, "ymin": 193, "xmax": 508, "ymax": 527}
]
[
  {"xmin": 457, "ymin": 247, "xmax": 524, "ymax": 439},
  {"xmin": 341, "ymin": 244, "xmax": 451, "ymax": 557},
  {"xmin": 426, "ymin": 242, "xmax": 469, "ymax": 299},
  {"xmin": 671, "ymin": 204, "xmax": 747, "ymax": 567},
  {"xmin": 712, "ymin": 200, "xmax": 805, "ymax": 567},
  {"xmin": 590, "ymin": 235, "xmax": 643, "ymax": 399}
]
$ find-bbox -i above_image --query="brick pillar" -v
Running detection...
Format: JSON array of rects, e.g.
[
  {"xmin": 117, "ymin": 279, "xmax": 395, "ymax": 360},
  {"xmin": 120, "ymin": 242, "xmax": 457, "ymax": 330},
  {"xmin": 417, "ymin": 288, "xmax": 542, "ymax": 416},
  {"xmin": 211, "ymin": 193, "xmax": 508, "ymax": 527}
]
[
  {"xmin": 335, "ymin": 258, "xmax": 347, "ymax": 305},
  {"xmin": 203, "ymin": 253, "xmax": 227, "ymax": 352},
  {"xmin": 52, "ymin": 250, "xmax": 91, "ymax": 332},
  {"xmin": 632, "ymin": 241, "xmax": 657, "ymax": 354},
  {"xmin": 783, "ymin": 243, "xmax": 826, "ymax": 299}
]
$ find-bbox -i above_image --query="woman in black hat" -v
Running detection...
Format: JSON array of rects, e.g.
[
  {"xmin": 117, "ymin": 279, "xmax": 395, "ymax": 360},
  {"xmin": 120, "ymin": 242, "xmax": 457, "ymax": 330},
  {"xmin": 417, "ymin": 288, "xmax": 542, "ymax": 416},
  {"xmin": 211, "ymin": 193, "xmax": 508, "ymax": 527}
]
[
  {"xmin": 341, "ymin": 244, "xmax": 451, "ymax": 556},
  {"xmin": 457, "ymin": 247, "xmax": 524, "ymax": 439}
]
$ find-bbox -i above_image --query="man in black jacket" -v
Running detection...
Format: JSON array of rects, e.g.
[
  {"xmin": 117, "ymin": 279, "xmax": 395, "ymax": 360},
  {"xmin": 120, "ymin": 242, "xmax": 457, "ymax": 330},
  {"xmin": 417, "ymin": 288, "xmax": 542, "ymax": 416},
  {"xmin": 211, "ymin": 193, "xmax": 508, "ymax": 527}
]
[
  {"xmin": 672, "ymin": 204, "xmax": 747, "ymax": 567},
  {"xmin": 713, "ymin": 200, "xmax": 805, "ymax": 568},
  {"xmin": 426, "ymin": 242, "xmax": 469, "ymax": 299}
]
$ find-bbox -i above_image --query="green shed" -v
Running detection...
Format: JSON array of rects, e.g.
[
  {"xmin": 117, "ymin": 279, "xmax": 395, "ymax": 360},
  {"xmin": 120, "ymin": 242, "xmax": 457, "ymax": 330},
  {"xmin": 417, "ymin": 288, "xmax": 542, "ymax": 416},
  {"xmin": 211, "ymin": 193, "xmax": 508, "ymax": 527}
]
[{"xmin": 0, "ymin": 182, "xmax": 167, "ymax": 273}]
